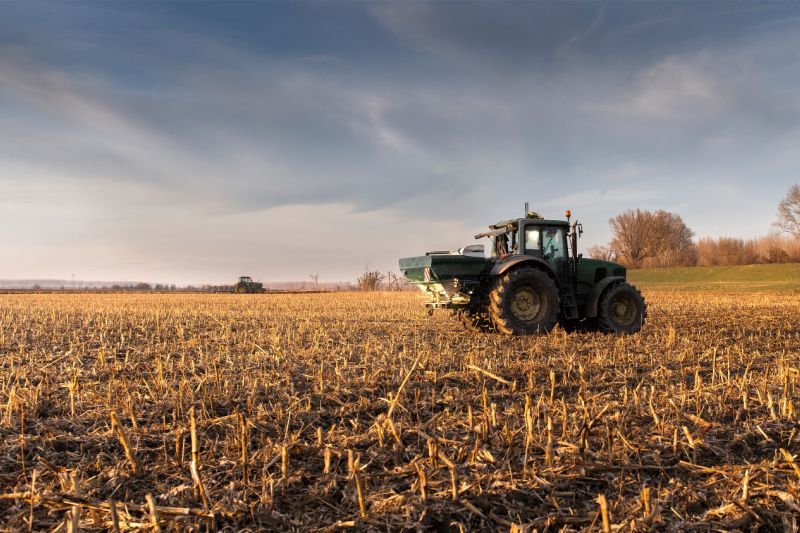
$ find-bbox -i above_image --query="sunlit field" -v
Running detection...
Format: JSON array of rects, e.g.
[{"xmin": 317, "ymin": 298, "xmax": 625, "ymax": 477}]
[{"xmin": 2, "ymin": 291, "xmax": 800, "ymax": 530}]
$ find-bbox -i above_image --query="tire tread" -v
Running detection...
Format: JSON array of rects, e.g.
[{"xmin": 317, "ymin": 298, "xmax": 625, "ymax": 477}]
[
  {"xmin": 597, "ymin": 282, "xmax": 647, "ymax": 334},
  {"xmin": 488, "ymin": 267, "xmax": 559, "ymax": 335}
]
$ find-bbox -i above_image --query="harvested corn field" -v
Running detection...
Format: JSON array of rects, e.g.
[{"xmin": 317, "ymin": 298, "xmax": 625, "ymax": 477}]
[{"xmin": 1, "ymin": 291, "xmax": 800, "ymax": 531}]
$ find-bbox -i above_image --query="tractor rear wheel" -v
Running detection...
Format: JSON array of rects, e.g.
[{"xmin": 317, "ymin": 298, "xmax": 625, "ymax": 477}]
[
  {"xmin": 489, "ymin": 267, "xmax": 559, "ymax": 335},
  {"xmin": 597, "ymin": 282, "xmax": 646, "ymax": 333}
]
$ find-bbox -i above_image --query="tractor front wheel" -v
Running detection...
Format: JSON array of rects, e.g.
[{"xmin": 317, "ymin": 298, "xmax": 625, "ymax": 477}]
[
  {"xmin": 489, "ymin": 267, "xmax": 559, "ymax": 335},
  {"xmin": 597, "ymin": 282, "xmax": 647, "ymax": 333}
]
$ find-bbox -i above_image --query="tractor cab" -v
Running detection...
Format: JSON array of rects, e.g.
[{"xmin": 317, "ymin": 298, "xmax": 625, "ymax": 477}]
[
  {"xmin": 517, "ymin": 218, "xmax": 570, "ymax": 261},
  {"xmin": 479, "ymin": 211, "xmax": 575, "ymax": 286},
  {"xmin": 239, "ymin": 276, "xmax": 253, "ymax": 283}
]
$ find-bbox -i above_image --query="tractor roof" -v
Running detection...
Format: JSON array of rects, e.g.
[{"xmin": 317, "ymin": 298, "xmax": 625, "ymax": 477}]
[
  {"xmin": 476, "ymin": 217, "xmax": 569, "ymax": 239},
  {"xmin": 489, "ymin": 217, "xmax": 569, "ymax": 229},
  {"xmin": 530, "ymin": 218, "xmax": 569, "ymax": 226}
]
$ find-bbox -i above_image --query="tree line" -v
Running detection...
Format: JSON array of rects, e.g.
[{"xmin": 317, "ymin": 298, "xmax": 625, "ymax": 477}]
[{"xmin": 590, "ymin": 184, "xmax": 800, "ymax": 268}]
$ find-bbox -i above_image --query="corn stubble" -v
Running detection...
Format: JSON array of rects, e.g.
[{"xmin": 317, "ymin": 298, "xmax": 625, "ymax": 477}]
[{"xmin": 1, "ymin": 291, "xmax": 800, "ymax": 530}]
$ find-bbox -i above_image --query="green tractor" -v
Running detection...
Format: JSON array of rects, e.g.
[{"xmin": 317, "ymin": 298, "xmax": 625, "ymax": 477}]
[
  {"xmin": 399, "ymin": 206, "xmax": 646, "ymax": 335},
  {"xmin": 234, "ymin": 276, "xmax": 265, "ymax": 294}
]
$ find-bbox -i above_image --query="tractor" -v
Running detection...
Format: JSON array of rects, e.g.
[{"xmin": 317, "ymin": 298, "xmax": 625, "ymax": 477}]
[
  {"xmin": 234, "ymin": 276, "xmax": 265, "ymax": 294},
  {"xmin": 398, "ymin": 206, "xmax": 646, "ymax": 334}
]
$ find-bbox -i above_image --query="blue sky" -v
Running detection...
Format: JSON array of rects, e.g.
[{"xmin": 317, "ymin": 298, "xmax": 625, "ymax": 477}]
[{"xmin": 1, "ymin": 2, "xmax": 799, "ymax": 283}]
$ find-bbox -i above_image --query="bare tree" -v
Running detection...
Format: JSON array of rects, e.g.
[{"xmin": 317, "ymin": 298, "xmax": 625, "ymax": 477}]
[
  {"xmin": 357, "ymin": 270, "xmax": 385, "ymax": 291},
  {"xmin": 609, "ymin": 209, "xmax": 695, "ymax": 268},
  {"xmin": 386, "ymin": 271, "xmax": 405, "ymax": 291},
  {"xmin": 309, "ymin": 272, "xmax": 320, "ymax": 289},
  {"xmin": 697, "ymin": 234, "xmax": 800, "ymax": 266},
  {"xmin": 587, "ymin": 245, "xmax": 615, "ymax": 261},
  {"xmin": 777, "ymin": 184, "xmax": 800, "ymax": 237},
  {"xmin": 651, "ymin": 211, "xmax": 696, "ymax": 267},
  {"xmin": 608, "ymin": 209, "xmax": 658, "ymax": 268}
]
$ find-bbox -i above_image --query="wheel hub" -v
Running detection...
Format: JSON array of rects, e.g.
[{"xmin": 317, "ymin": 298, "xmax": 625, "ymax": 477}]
[
  {"xmin": 611, "ymin": 295, "xmax": 636, "ymax": 326},
  {"xmin": 509, "ymin": 288, "xmax": 541, "ymax": 321}
]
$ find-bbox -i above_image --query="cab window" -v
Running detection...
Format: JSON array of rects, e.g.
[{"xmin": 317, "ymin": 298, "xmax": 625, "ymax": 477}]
[
  {"xmin": 523, "ymin": 226, "xmax": 540, "ymax": 254},
  {"xmin": 542, "ymin": 227, "xmax": 566, "ymax": 259}
]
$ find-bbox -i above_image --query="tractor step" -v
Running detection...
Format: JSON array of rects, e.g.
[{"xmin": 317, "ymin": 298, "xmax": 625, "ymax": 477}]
[{"xmin": 561, "ymin": 288, "xmax": 579, "ymax": 320}]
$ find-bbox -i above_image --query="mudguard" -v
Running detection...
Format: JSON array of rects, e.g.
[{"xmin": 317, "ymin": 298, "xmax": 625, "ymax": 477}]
[
  {"xmin": 584, "ymin": 276, "xmax": 625, "ymax": 317},
  {"xmin": 490, "ymin": 255, "xmax": 557, "ymax": 280}
]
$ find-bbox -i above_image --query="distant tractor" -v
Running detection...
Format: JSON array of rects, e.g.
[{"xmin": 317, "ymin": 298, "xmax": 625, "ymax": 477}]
[
  {"xmin": 399, "ymin": 205, "xmax": 646, "ymax": 335},
  {"xmin": 234, "ymin": 276, "xmax": 265, "ymax": 294}
]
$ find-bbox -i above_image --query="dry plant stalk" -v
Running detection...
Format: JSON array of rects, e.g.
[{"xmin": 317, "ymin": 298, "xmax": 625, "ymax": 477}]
[
  {"xmin": 281, "ymin": 444, "xmax": 289, "ymax": 487},
  {"xmin": 239, "ymin": 412, "xmax": 248, "ymax": 482},
  {"xmin": 108, "ymin": 498, "xmax": 121, "ymax": 533},
  {"xmin": 68, "ymin": 473, "xmax": 80, "ymax": 533},
  {"xmin": 354, "ymin": 471, "xmax": 367, "ymax": 519},
  {"xmin": 188, "ymin": 407, "xmax": 210, "ymax": 509},
  {"xmin": 175, "ymin": 429, "xmax": 187, "ymax": 463},
  {"xmin": 545, "ymin": 415, "xmax": 554, "ymax": 467},
  {"xmin": 597, "ymin": 494, "xmax": 611, "ymax": 533},
  {"xmin": 414, "ymin": 461, "xmax": 427, "ymax": 502},
  {"xmin": 466, "ymin": 364, "xmax": 511, "ymax": 385},
  {"xmin": 780, "ymin": 449, "xmax": 800, "ymax": 481},
  {"xmin": 145, "ymin": 493, "xmax": 162, "ymax": 533},
  {"xmin": 68, "ymin": 372, "xmax": 78, "ymax": 418},
  {"xmin": 385, "ymin": 356, "xmax": 421, "ymax": 427},
  {"xmin": 110, "ymin": 411, "xmax": 141, "ymax": 476},
  {"xmin": 741, "ymin": 470, "xmax": 750, "ymax": 503},
  {"xmin": 323, "ymin": 447, "xmax": 331, "ymax": 474}
]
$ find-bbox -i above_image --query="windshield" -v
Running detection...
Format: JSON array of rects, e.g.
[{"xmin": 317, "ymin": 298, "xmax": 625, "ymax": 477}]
[{"xmin": 542, "ymin": 227, "xmax": 566, "ymax": 259}]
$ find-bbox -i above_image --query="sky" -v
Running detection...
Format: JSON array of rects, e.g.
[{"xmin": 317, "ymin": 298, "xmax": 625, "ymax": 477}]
[{"xmin": 1, "ymin": 2, "xmax": 799, "ymax": 284}]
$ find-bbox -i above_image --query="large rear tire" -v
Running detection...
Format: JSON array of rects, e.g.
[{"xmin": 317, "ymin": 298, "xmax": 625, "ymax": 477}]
[
  {"xmin": 597, "ymin": 282, "xmax": 646, "ymax": 333},
  {"xmin": 489, "ymin": 267, "xmax": 559, "ymax": 335}
]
